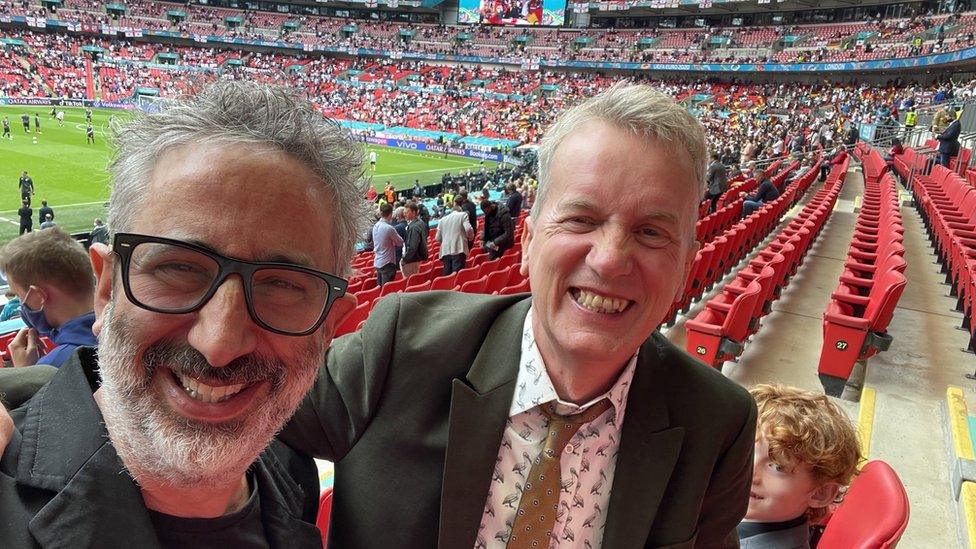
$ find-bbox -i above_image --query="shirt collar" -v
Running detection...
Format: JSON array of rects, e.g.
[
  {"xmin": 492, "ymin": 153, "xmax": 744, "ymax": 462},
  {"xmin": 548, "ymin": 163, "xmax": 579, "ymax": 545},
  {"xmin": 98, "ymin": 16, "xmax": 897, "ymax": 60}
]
[{"xmin": 511, "ymin": 306, "xmax": 636, "ymax": 426}]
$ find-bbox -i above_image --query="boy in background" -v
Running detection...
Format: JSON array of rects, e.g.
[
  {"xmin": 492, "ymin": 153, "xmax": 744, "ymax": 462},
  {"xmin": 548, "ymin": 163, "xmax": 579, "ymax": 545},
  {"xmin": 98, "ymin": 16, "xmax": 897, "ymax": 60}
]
[{"xmin": 739, "ymin": 384, "xmax": 861, "ymax": 549}]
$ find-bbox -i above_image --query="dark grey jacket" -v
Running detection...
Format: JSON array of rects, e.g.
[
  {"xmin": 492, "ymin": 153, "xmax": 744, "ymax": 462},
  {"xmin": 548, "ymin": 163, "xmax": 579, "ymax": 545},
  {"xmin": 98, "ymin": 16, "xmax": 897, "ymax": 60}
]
[
  {"xmin": 707, "ymin": 161, "xmax": 729, "ymax": 196},
  {"xmin": 281, "ymin": 292, "xmax": 757, "ymax": 549}
]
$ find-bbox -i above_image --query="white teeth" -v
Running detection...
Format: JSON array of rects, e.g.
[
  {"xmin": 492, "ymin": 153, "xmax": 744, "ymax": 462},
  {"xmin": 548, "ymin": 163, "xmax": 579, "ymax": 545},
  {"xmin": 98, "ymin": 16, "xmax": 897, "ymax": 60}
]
[
  {"xmin": 573, "ymin": 289, "xmax": 629, "ymax": 314},
  {"xmin": 175, "ymin": 372, "xmax": 247, "ymax": 403}
]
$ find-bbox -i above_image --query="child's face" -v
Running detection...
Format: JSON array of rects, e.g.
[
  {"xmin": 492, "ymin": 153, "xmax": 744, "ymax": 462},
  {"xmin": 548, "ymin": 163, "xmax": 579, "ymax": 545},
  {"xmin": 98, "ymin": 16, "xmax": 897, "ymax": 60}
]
[{"xmin": 745, "ymin": 436, "xmax": 821, "ymax": 523}]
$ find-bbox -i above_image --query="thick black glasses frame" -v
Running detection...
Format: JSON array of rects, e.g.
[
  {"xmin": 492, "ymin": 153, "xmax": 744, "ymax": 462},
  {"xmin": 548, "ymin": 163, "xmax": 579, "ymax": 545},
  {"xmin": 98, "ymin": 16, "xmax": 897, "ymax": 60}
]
[{"xmin": 111, "ymin": 232, "xmax": 348, "ymax": 336}]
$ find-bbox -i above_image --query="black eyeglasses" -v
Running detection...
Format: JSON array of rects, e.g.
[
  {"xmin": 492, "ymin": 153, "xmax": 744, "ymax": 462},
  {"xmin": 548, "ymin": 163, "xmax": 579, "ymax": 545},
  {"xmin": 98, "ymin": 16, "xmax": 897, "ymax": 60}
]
[{"xmin": 112, "ymin": 232, "xmax": 348, "ymax": 336}]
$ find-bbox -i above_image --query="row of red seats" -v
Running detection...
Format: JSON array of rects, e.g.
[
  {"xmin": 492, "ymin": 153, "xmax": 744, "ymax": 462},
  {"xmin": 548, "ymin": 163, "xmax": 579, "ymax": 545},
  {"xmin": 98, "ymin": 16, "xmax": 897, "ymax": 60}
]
[
  {"xmin": 685, "ymin": 159, "xmax": 845, "ymax": 368},
  {"xmin": 696, "ymin": 159, "xmax": 799, "ymax": 245},
  {"xmin": 347, "ymin": 212, "xmax": 525, "ymax": 284},
  {"xmin": 817, "ymin": 145, "xmax": 908, "ymax": 397},
  {"xmin": 665, "ymin": 159, "xmax": 815, "ymax": 325},
  {"xmin": 335, "ymin": 247, "xmax": 528, "ymax": 337},
  {"xmin": 909, "ymin": 160, "xmax": 976, "ymax": 354}
]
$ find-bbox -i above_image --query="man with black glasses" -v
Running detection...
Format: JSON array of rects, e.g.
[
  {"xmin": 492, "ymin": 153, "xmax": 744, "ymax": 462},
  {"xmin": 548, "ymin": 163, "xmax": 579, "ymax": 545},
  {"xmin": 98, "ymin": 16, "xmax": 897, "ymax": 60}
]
[{"xmin": 0, "ymin": 81, "xmax": 362, "ymax": 547}]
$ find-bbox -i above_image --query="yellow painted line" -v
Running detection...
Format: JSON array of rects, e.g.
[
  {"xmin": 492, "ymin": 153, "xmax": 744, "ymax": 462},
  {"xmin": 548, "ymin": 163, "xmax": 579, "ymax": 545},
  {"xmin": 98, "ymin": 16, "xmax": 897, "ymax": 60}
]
[
  {"xmin": 853, "ymin": 195, "xmax": 863, "ymax": 211},
  {"xmin": 949, "ymin": 387, "xmax": 976, "ymax": 460},
  {"xmin": 857, "ymin": 387, "xmax": 877, "ymax": 461},
  {"xmin": 962, "ymin": 482, "xmax": 976, "ymax": 548}
]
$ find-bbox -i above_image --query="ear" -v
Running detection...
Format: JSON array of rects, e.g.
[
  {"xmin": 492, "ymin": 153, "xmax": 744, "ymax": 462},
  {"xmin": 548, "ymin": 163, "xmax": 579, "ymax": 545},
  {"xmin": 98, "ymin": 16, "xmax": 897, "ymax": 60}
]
[
  {"xmin": 519, "ymin": 216, "xmax": 534, "ymax": 278},
  {"xmin": 807, "ymin": 482, "xmax": 841, "ymax": 510},
  {"xmin": 89, "ymin": 243, "xmax": 114, "ymax": 337},
  {"xmin": 318, "ymin": 292, "xmax": 358, "ymax": 342}
]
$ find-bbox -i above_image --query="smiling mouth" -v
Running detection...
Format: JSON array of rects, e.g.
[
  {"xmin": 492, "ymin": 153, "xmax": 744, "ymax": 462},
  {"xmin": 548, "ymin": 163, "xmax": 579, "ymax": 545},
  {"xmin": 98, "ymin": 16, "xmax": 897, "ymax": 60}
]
[
  {"xmin": 570, "ymin": 288, "xmax": 632, "ymax": 314},
  {"xmin": 173, "ymin": 371, "xmax": 253, "ymax": 404},
  {"xmin": 750, "ymin": 492, "xmax": 765, "ymax": 500}
]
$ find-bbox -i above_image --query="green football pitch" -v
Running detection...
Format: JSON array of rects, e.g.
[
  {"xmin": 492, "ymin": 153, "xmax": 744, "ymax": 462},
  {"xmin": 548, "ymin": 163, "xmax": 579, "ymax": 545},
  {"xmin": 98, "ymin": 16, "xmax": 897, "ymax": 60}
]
[{"xmin": 0, "ymin": 105, "xmax": 496, "ymax": 246}]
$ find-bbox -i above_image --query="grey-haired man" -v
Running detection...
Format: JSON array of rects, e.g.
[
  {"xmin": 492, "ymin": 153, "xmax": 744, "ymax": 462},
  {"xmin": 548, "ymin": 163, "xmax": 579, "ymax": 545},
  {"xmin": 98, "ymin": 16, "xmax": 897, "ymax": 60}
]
[{"xmin": 0, "ymin": 81, "xmax": 363, "ymax": 547}]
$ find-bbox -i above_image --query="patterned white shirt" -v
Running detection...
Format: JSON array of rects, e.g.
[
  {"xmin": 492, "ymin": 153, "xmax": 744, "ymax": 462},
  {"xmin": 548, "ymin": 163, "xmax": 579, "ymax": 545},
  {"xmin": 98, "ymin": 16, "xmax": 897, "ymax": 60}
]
[{"xmin": 474, "ymin": 307, "xmax": 637, "ymax": 549}]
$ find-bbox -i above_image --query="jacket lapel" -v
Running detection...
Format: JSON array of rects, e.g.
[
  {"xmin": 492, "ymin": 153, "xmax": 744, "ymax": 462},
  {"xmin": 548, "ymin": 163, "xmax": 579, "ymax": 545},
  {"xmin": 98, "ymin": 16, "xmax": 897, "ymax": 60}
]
[
  {"xmin": 17, "ymin": 349, "xmax": 161, "ymax": 548},
  {"xmin": 28, "ymin": 444, "xmax": 161, "ymax": 549},
  {"xmin": 253, "ymin": 447, "xmax": 324, "ymax": 549},
  {"xmin": 437, "ymin": 298, "xmax": 530, "ymax": 549},
  {"xmin": 602, "ymin": 335, "xmax": 685, "ymax": 549}
]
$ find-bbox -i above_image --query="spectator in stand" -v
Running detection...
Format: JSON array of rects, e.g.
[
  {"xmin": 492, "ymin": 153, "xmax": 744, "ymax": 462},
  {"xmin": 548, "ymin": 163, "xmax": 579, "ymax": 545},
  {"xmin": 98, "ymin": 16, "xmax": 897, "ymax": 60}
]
[
  {"xmin": 436, "ymin": 197, "xmax": 474, "ymax": 275},
  {"xmin": 457, "ymin": 190, "xmax": 478, "ymax": 249},
  {"xmin": 0, "ymin": 228, "xmax": 98, "ymax": 368},
  {"xmin": 89, "ymin": 218, "xmax": 109, "ymax": 246},
  {"xmin": 936, "ymin": 107, "xmax": 961, "ymax": 168},
  {"xmin": 706, "ymin": 152, "xmax": 728, "ymax": 213},
  {"xmin": 480, "ymin": 198, "xmax": 514, "ymax": 260},
  {"xmin": 392, "ymin": 206, "xmax": 407, "ymax": 266},
  {"xmin": 0, "ymin": 291, "xmax": 21, "ymax": 322},
  {"xmin": 37, "ymin": 200, "xmax": 53, "ymax": 228},
  {"xmin": 884, "ymin": 137, "xmax": 904, "ymax": 166},
  {"xmin": 741, "ymin": 175, "xmax": 780, "ymax": 217},
  {"xmin": 39, "ymin": 214, "xmax": 57, "ymax": 230},
  {"xmin": 504, "ymin": 183, "xmax": 523, "ymax": 217},
  {"xmin": 372, "ymin": 202, "xmax": 403, "ymax": 286},
  {"xmin": 843, "ymin": 123, "xmax": 859, "ymax": 147},
  {"xmin": 400, "ymin": 202, "xmax": 428, "ymax": 278},
  {"xmin": 412, "ymin": 179, "xmax": 423, "ymax": 199},
  {"xmin": 16, "ymin": 201, "xmax": 31, "ymax": 236},
  {"xmin": 821, "ymin": 144, "xmax": 846, "ymax": 181},
  {"xmin": 739, "ymin": 384, "xmax": 861, "ymax": 548},
  {"xmin": 366, "ymin": 185, "xmax": 378, "ymax": 202}
]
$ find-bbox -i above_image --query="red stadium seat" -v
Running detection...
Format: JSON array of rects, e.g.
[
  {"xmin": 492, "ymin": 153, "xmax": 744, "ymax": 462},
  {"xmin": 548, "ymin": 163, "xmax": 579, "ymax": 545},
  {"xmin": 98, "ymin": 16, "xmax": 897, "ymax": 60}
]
[
  {"xmin": 430, "ymin": 272, "xmax": 458, "ymax": 291},
  {"xmin": 405, "ymin": 280, "xmax": 431, "ymax": 293},
  {"xmin": 459, "ymin": 275, "xmax": 488, "ymax": 294},
  {"xmin": 452, "ymin": 266, "xmax": 480, "ymax": 289},
  {"xmin": 317, "ymin": 487, "xmax": 333, "ymax": 548},
  {"xmin": 335, "ymin": 301, "xmax": 371, "ymax": 337},
  {"xmin": 485, "ymin": 267, "xmax": 512, "ymax": 294},
  {"xmin": 405, "ymin": 269, "xmax": 433, "ymax": 287},
  {"xmin": 684, "ymin": 280, "xmax": 763, "ymax": 367},
  {"xmin": 818, "ymin": 263, "xmax": 907, "ymax": 396},
  {"xmin": 380, "ymin": 276, "xmax": 408, "ymax": 296},
  {"xmin": 498, "ymin": 278, "xmax": 530, "ymax": 295},
  {"xmin": 356, "ymin": 286, "xmax": 381, "ymax": 308},
  {"xmin": 817, "ymin": 461, "xmax": 909, "ymax": 549}
]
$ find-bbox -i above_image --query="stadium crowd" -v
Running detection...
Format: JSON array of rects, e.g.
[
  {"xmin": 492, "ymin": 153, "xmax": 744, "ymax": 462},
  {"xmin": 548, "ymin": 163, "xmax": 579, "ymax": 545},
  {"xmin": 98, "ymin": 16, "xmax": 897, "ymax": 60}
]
[
  {"xmin": 0, "ymin": 0, "xmax": 974, "ymax": 66},
  {"xmin": 0, "ymin": 25, "xmax": 971, "ymax": 152}
]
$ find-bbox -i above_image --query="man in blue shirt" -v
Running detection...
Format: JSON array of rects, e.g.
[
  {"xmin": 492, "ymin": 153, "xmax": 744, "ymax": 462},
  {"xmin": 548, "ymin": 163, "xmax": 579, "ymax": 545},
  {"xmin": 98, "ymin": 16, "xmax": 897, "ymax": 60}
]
[
  {"xmin": 0, "ymin": 228, "xmax": 97, "ymax": 367},
  {"xmin": 372, "ymin": 203, "xmax": 404, "ymax": 287}
]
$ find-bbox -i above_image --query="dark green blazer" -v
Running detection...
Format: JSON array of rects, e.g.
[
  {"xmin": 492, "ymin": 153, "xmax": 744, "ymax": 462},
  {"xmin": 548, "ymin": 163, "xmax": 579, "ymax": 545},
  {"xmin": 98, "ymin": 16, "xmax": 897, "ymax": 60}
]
[{"xmin": 280, "ymin": 291, "xmax": 757, "ymax": 549}]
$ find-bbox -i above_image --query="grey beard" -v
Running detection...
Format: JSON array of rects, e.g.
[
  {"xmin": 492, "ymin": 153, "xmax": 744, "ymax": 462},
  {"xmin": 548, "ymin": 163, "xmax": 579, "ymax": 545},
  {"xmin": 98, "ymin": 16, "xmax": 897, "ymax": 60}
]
[{"xmin": 95, "ymin": 299, "xmax": 325, "ymax": 489}]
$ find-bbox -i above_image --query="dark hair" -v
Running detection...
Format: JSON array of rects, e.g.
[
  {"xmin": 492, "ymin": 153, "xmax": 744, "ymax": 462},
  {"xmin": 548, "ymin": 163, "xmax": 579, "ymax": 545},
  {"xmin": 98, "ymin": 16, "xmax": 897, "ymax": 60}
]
[
  {"xmin": 379, "ymin": 203, "xmax": 393, "ymax": 217},
  {"xmin": 406, "ymin": 203, "xmax": 419, "ymax": 213}
]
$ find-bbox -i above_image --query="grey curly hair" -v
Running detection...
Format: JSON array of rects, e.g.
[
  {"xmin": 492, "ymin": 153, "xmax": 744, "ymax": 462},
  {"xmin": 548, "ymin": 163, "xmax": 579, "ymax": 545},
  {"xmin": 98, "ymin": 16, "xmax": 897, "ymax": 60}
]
[{"xmin": 106, "ymin": 80, "xmax": 370, "ymax": 275}]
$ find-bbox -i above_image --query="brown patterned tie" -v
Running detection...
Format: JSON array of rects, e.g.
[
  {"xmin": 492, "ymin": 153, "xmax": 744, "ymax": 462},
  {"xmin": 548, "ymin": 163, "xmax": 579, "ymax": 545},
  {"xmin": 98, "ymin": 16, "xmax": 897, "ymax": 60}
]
[{"xmin": 506, "ymin": 398, "xmax": 612, "ymax": 549}]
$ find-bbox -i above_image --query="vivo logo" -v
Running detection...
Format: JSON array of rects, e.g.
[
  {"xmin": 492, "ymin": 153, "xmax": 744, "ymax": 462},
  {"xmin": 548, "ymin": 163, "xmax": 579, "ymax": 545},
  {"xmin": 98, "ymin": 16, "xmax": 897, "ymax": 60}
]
[{"xmin": 395, "ymin": 140, "xmax": 419, "ymax": 149}]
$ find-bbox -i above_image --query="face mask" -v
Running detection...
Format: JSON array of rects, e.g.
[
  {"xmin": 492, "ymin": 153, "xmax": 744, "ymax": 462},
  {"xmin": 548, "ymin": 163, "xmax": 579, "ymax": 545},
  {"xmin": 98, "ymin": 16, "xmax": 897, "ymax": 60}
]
[{"xmin": 19, "ymin": 287, "xmax": 53, "ymax": 336}]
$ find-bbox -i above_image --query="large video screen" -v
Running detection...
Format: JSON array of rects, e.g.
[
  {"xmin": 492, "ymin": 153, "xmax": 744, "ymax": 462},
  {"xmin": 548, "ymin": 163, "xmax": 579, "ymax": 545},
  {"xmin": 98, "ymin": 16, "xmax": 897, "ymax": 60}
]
[{"xmin": 458, "ymin": 0, "xmax": 565, "ymax": 26}]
